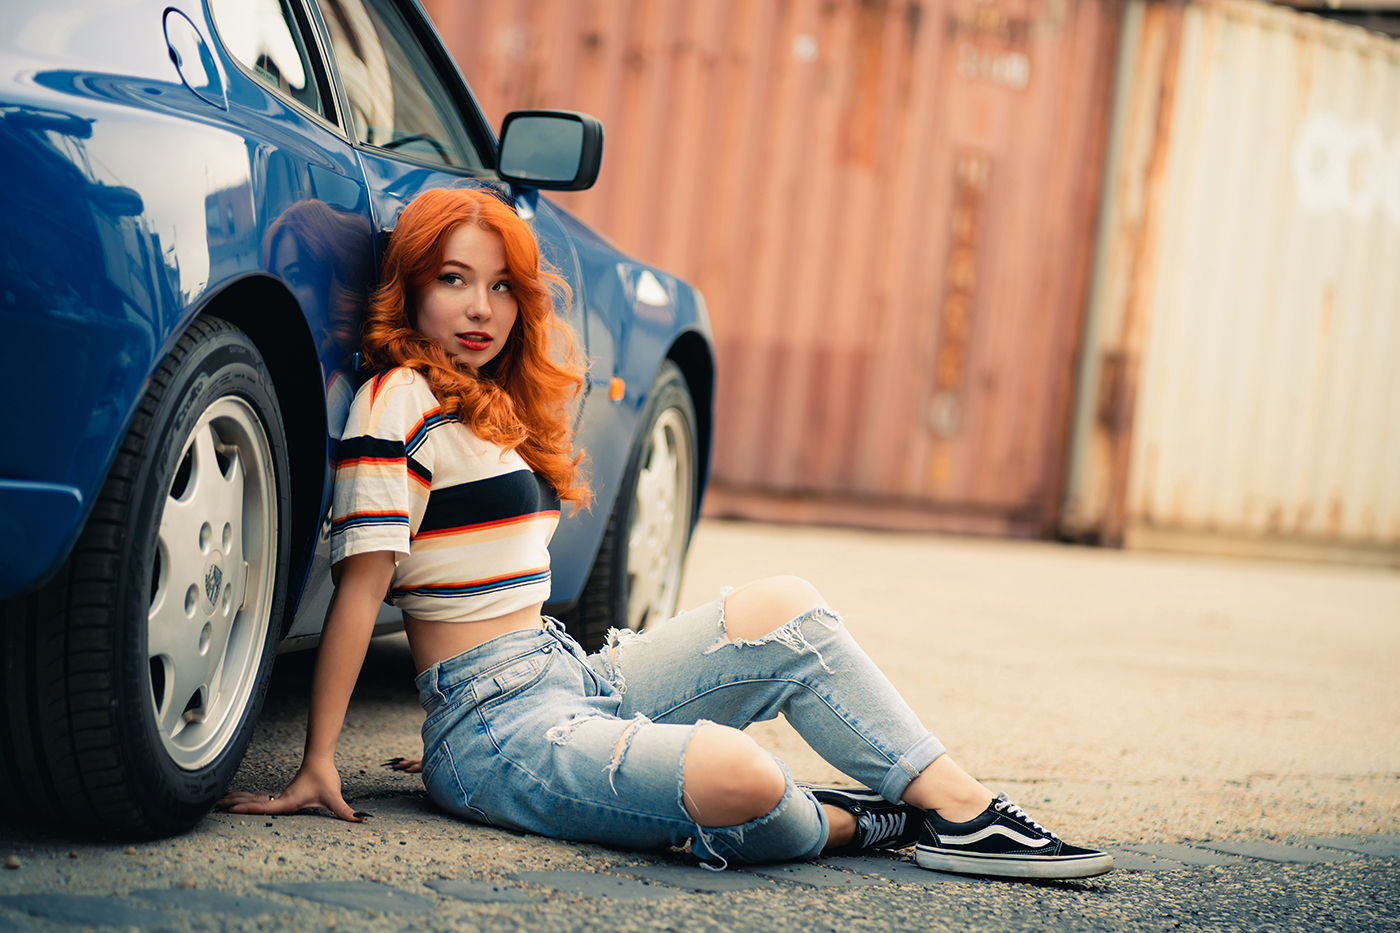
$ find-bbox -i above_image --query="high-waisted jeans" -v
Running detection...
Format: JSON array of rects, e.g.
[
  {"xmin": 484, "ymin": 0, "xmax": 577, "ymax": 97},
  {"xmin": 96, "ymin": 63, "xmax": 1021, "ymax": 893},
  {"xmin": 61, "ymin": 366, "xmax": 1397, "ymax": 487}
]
[{"xmin": 413, "ymin": 590, "xmax": 945, "ymax": 866}]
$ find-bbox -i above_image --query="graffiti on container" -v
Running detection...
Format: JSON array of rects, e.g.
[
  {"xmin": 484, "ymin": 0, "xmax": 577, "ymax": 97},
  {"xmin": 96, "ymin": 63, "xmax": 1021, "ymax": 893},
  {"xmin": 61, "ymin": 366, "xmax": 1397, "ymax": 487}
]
[
  {"xmin": 929, "ymin": 151, "xmax": 991, "ymax": 440},
  {"xmin": 1292, "ymin": 111, "xmax": 1400, "ymax": 228},
  {"xmin": 946, "ymin": 1, "xmax": 1032, "ymax": 90}
]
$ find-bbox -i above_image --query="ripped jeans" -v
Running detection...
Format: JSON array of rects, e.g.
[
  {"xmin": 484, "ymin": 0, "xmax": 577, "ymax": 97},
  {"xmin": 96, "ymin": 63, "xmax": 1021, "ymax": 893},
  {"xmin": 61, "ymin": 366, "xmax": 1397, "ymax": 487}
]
[{"xmin": 413, "ymin": 590, "xmax": 945, "ymax": 866}]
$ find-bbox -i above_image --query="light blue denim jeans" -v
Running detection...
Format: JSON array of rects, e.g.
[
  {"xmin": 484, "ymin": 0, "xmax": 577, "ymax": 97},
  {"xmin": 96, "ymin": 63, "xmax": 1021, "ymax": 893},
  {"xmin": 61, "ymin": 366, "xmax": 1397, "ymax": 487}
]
[{"xmin": 413, "ymin": 590, "xmax": 945, "ymax": 866}]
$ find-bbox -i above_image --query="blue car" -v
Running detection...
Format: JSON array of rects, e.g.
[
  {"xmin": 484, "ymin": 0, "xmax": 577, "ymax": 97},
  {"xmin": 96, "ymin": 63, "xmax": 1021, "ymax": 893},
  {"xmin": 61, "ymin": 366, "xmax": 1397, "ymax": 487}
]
[{"xmin": 0, "ymin": 0, "xmax": 713, "ymax": 837}]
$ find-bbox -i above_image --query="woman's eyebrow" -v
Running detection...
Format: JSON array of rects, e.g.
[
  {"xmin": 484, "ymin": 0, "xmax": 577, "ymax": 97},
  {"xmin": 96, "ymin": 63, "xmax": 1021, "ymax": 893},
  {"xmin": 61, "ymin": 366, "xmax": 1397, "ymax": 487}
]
[{"xmin": 440, "ymin": 259, "xmax": 509, "ymax": 276}]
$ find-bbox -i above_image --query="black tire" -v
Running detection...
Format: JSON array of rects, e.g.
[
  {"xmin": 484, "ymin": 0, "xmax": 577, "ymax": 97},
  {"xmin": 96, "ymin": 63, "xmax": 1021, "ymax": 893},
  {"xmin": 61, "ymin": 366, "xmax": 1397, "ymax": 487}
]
[
  {"xmin": 0, "ymin": 317, "xmax": 290, "ymax": 838},
  {"xmin": 569, "ymin": 362, "xmax": 698, "ymax": 651}
]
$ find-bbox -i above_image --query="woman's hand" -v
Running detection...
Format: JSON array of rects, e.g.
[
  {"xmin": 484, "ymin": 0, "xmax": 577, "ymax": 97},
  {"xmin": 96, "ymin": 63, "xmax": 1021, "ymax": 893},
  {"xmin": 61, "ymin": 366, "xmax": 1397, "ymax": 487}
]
[
  {"xmin": 217, "ymin": 759, "xmax": 363, "ymax": 822},
  {"xmin": 383, "ymin": 756, "xmax": 423, "ymax": 774}
]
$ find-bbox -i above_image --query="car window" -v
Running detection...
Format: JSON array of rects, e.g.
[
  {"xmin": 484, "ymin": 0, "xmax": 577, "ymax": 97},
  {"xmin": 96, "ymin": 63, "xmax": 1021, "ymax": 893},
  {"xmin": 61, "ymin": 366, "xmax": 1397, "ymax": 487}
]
[
  {"xmin": 316, "ymin": 0, "xmax": 485, "ymax": 171},
  {"xmin": 210, "ymin": 0, "xmax": 328, "ymax": 119}
]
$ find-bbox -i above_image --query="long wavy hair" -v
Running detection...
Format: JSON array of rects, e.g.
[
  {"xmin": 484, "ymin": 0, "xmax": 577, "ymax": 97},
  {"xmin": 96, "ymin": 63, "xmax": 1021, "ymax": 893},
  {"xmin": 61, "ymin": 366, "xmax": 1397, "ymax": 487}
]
[{"xmin": 361, "ymin": 187, "xmax": 589, "ymax": 507}]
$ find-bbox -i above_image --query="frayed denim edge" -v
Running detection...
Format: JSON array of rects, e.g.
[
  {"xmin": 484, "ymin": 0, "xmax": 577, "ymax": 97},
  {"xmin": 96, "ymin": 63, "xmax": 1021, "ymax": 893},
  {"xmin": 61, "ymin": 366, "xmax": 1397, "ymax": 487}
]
[
  {"xmin": 602, "ymin": 586, "xmax": 737, "ymax": 695},
  {"xmin": 702, "ymin": 604, "xmax": 840, "ymax": 674},
  {"xmin": 599, "ymin": 627, "xmax": 639, "ymax": 694},
  {"xmin": 603, "ymin": 712, "xmax": 653, "ymax": 793},
  {"xmin": 689, "ymin": 766, "xmax": 828, "ymax": 871},
  {"xmin": 672, "ymin": 719, "xmax": 730, "ymax": 870},
  {"xmin": 543, "ymin": 711, "xmax": 609, "ymax": 747},
  {"xmin": 540, "ymin": 711, "xmax": 658, "ymax": 795}
]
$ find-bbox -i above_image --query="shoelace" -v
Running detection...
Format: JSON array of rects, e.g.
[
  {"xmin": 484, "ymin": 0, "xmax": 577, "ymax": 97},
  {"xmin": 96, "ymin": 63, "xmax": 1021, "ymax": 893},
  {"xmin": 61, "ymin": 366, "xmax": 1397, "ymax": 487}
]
[
  {"xmin": 859, "ymin": 811, "xmax": 908, "ymax": 847},
  {"xmin": 993, "ymin": 797, "xmax": 1059, "ymax": 840}
]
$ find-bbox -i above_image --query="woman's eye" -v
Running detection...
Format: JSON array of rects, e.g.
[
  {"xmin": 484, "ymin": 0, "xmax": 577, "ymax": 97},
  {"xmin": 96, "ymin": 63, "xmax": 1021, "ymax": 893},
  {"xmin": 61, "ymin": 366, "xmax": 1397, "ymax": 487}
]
[
  {"xmin": 492, "ymin": 281, "xmax": 512, "ymax": 293},
  {"xmin": 438, "ymin": 273, "xmax": 462, "ymax": 285}
]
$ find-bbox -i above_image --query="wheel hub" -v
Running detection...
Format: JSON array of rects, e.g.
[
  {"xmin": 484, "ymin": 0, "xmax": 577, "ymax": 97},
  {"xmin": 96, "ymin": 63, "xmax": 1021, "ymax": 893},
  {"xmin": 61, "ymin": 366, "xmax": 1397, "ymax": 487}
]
[{"xmin": 202, "ymin": 559, "xmax": 224, "ymax": 614}]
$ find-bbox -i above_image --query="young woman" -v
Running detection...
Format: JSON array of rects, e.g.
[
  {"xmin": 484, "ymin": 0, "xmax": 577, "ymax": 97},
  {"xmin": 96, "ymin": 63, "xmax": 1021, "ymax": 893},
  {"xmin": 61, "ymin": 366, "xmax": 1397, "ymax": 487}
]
[{"xmin": 219, "ymin": 187, "xmax": 1111, "ymax": 880}]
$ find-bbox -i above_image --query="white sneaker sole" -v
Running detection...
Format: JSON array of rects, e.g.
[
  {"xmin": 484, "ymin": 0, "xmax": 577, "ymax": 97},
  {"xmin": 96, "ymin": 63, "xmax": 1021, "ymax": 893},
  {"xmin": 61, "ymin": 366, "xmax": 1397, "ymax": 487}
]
[{"xmin": 915, "ymin": 845, "xmax": 1114, "ymax": 879}]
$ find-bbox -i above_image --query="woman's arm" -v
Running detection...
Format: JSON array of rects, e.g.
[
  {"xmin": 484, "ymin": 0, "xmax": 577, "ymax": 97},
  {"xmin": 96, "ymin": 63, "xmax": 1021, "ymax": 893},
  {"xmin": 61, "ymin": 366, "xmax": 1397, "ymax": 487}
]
[{"xmin": 218, "ymin": 550, "xmax": 396, "ymax": 821}]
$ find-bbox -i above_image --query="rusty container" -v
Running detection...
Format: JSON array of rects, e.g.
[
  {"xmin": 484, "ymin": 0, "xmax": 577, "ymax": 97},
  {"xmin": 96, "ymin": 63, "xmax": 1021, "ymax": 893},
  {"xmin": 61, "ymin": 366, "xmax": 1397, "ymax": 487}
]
[
  {"xmin": 425, "ymin": 0, "xmax": 1124, "ymax": 536},
  {"xmin": 1061, "ymin": 0, "xmax": 1400, "ymax": 564}
]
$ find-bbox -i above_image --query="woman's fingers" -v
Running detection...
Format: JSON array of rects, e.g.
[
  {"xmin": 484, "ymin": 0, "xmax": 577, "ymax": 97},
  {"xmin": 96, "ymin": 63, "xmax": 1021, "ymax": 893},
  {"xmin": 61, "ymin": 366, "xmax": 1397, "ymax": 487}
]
[
  {"xmin": 215, "ymin": 790, "xmax": 363, "ymax": 821},
  {"xmin": 217, "ymin": 792, "xmax": 301, "ymax": 815},
  {"xmin": 326, "ymin": 795, "xmax": 363, "ymax": 822},
  {"xmin": 383, "ymin": 756, "xmax": 423, "ymax": 773}
]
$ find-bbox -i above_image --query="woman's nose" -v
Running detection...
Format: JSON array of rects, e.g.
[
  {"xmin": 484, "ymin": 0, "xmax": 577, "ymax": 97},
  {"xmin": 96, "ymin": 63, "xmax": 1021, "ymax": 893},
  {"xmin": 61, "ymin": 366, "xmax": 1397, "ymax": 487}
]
[{"xmin": 465, "ymin": 284, "xmax": 491, "ymax": 319}]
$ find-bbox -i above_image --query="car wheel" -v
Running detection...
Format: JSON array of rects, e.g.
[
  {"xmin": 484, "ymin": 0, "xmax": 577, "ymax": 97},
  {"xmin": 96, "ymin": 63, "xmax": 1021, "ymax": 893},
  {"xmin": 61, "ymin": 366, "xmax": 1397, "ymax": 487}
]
[
  {"xmin": 572, "ymin": 362, "xmax": 697, "ymax": 651},
  {"xmin": 0, "ymin": 317, "xmax": 290, "ymax": 837}
]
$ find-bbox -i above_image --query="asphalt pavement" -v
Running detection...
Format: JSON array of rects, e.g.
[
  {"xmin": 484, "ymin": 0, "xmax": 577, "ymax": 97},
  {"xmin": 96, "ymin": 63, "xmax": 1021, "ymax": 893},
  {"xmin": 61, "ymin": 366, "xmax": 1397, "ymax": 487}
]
[{"xmin": 2, "ymin": 518, "xmax": 1397, "ymax": 932}]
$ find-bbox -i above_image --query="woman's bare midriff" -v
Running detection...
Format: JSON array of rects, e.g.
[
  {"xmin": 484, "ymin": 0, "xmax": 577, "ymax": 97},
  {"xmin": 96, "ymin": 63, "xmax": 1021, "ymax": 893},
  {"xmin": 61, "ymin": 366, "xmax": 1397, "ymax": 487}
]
[{"xmin": 403, "ymin": 602, "xmax": 546, "ymax": 674}]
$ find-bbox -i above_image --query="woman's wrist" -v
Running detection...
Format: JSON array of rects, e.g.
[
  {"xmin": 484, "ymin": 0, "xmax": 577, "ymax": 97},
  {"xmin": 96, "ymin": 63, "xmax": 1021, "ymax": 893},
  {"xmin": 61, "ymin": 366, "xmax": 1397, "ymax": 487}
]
[{"xmin": 299, "ymin": 748, "xmax": 339, "ymax": 771}]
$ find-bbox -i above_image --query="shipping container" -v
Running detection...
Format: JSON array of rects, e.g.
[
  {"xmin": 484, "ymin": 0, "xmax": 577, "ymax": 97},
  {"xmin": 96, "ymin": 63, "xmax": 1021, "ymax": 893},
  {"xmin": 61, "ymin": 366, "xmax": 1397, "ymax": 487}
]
[
  {"xmin": 1061, "ymin": 0, "xmax": 1400, "ymax": 564},
  {"xmin": 424, "ymin": 0, "xmax": 1124, "ymax": 536}
]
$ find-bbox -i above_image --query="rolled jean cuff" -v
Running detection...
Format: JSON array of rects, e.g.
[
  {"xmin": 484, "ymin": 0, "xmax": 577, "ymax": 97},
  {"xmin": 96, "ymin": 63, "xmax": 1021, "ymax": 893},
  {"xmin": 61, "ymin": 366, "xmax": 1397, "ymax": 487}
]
[{"xmin": 876, "ymin": 733, "xmax": 946, "ymax": 802}]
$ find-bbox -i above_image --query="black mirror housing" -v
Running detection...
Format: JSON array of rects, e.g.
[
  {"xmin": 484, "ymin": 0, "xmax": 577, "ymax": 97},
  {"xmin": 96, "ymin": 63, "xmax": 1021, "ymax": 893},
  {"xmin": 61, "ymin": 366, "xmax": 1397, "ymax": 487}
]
[{"xmin": 497, "ymin": 110, "xmax": 604, "ymax": 191}]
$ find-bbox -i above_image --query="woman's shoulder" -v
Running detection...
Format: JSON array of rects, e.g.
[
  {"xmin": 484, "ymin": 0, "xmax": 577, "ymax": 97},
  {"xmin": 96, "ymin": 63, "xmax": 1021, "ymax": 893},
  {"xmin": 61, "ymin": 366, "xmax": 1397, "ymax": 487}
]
[
  {"xmin": 353, "ymin": 366, "xmax": 437, "ymax": 404},
  {"xmin": 347, "ymin": 366, "xmax": 442, "ymax": 425}
]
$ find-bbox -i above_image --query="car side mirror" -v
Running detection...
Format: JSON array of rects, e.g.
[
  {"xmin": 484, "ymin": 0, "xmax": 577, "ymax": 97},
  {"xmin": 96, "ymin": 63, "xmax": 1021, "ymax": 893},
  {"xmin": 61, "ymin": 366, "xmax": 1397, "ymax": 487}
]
[{"xmin": 497, "ymin": 110, "xmax": 603, "ymax": 191}]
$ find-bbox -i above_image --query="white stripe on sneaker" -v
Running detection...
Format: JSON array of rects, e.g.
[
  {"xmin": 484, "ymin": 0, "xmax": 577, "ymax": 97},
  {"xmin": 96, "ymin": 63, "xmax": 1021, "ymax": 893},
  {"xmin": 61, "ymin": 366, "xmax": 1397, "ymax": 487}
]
[{"xmin": 939, "ymin": 826, "xmax": 1053, "ymax": 849}]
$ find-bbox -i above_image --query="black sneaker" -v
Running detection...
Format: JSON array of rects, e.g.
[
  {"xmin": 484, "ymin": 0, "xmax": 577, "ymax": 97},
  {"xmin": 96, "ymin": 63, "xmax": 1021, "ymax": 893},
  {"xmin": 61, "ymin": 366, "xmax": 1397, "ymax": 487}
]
[
  {"xmin": 806, "ymin": 785, "xmax": 922, "ymax": 855},
  {"xmin": 915, "ymin": 793, "xmax": 1113, "ymax": 879}
]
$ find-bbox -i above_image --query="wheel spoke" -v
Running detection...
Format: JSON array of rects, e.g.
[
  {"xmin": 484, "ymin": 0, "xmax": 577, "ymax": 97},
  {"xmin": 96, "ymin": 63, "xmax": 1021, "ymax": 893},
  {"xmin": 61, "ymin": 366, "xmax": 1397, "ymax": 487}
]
[
  {"xmin": 158, "ymin": 435, "xmax": 213, "ymax": 607},
  {"xmin": 154, "ymin": 632, "xmax": 208, "ymax": 739},
  {"xmin": 146, "ymin": 584, "xmax": 189, "ymax": 662},
  {"xmin": 153, "ymin": 676, "xmax": 186, "ymax": 740},
  {"xmin": 205, "ymin": 436, "xmax": 246, "ymax": 550},
  {"xmin": 145, "ymin": 588, "xmax": 183, "ymax": 723}
]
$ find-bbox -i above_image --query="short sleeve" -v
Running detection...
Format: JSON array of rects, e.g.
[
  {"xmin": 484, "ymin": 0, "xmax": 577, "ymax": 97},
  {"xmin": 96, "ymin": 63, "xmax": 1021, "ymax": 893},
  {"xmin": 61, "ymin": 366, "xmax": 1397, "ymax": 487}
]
[{"xmin": 330, "ymin": 369, "xmax": 437, "ymax": 567}]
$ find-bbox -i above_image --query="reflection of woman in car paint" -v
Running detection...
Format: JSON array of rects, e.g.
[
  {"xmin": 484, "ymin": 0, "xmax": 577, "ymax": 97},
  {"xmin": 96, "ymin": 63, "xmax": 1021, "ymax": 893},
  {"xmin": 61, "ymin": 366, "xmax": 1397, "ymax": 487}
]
[
  {"xmin": 263, "ymin": 198, "xmax": 371, "ymax": 436},
  {"xmin": 220, "ymin": 187, "xmax": 1111, "ymax": 880}
]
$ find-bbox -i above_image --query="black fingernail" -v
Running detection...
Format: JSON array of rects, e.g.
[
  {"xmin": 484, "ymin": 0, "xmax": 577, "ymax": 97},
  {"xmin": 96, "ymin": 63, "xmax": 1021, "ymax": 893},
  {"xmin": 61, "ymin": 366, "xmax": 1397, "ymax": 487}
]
[{"xmin": 353, "ymin": 811, "xmax": 371, "ymax": 819}]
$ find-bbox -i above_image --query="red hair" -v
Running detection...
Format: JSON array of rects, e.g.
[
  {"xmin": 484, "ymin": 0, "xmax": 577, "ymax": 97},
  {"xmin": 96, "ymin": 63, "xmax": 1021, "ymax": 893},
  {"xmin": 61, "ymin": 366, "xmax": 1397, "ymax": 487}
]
[{"xmin": 361, "ymin": 187, "xmax": 589, "ymax": 507}]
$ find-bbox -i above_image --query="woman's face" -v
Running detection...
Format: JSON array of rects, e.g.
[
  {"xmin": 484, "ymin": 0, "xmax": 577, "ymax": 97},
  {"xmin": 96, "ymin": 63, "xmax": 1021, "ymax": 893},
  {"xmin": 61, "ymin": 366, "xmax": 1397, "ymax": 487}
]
[{"xmin": 415, "ymin": 223, "xmax": 518, "ymax": 369}]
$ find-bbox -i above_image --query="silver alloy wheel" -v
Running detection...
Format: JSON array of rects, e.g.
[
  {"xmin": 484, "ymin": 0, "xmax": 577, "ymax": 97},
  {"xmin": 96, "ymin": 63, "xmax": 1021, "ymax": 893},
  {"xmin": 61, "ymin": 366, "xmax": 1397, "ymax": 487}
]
[
  {"xmin": 147, "ymin": 396, "xmax": 277, "ymax": 770},
  {"xmin": 624, "ymin": 406, "xmax": 694, "ymax": 631}
]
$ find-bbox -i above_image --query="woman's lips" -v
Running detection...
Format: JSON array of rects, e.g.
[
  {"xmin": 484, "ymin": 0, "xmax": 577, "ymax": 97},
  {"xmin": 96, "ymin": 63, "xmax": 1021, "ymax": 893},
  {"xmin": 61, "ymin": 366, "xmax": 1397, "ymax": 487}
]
[{"xmin": 457, "ymin": 332, "xmax": 490, "ymax": 351}]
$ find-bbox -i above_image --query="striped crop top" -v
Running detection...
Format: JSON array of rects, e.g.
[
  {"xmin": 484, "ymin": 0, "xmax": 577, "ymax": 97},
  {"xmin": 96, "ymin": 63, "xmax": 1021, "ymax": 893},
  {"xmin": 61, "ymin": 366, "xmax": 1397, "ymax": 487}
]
[{"xmin": 330, "ymin": 367, "xmax": 560, "ymax": 622}]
